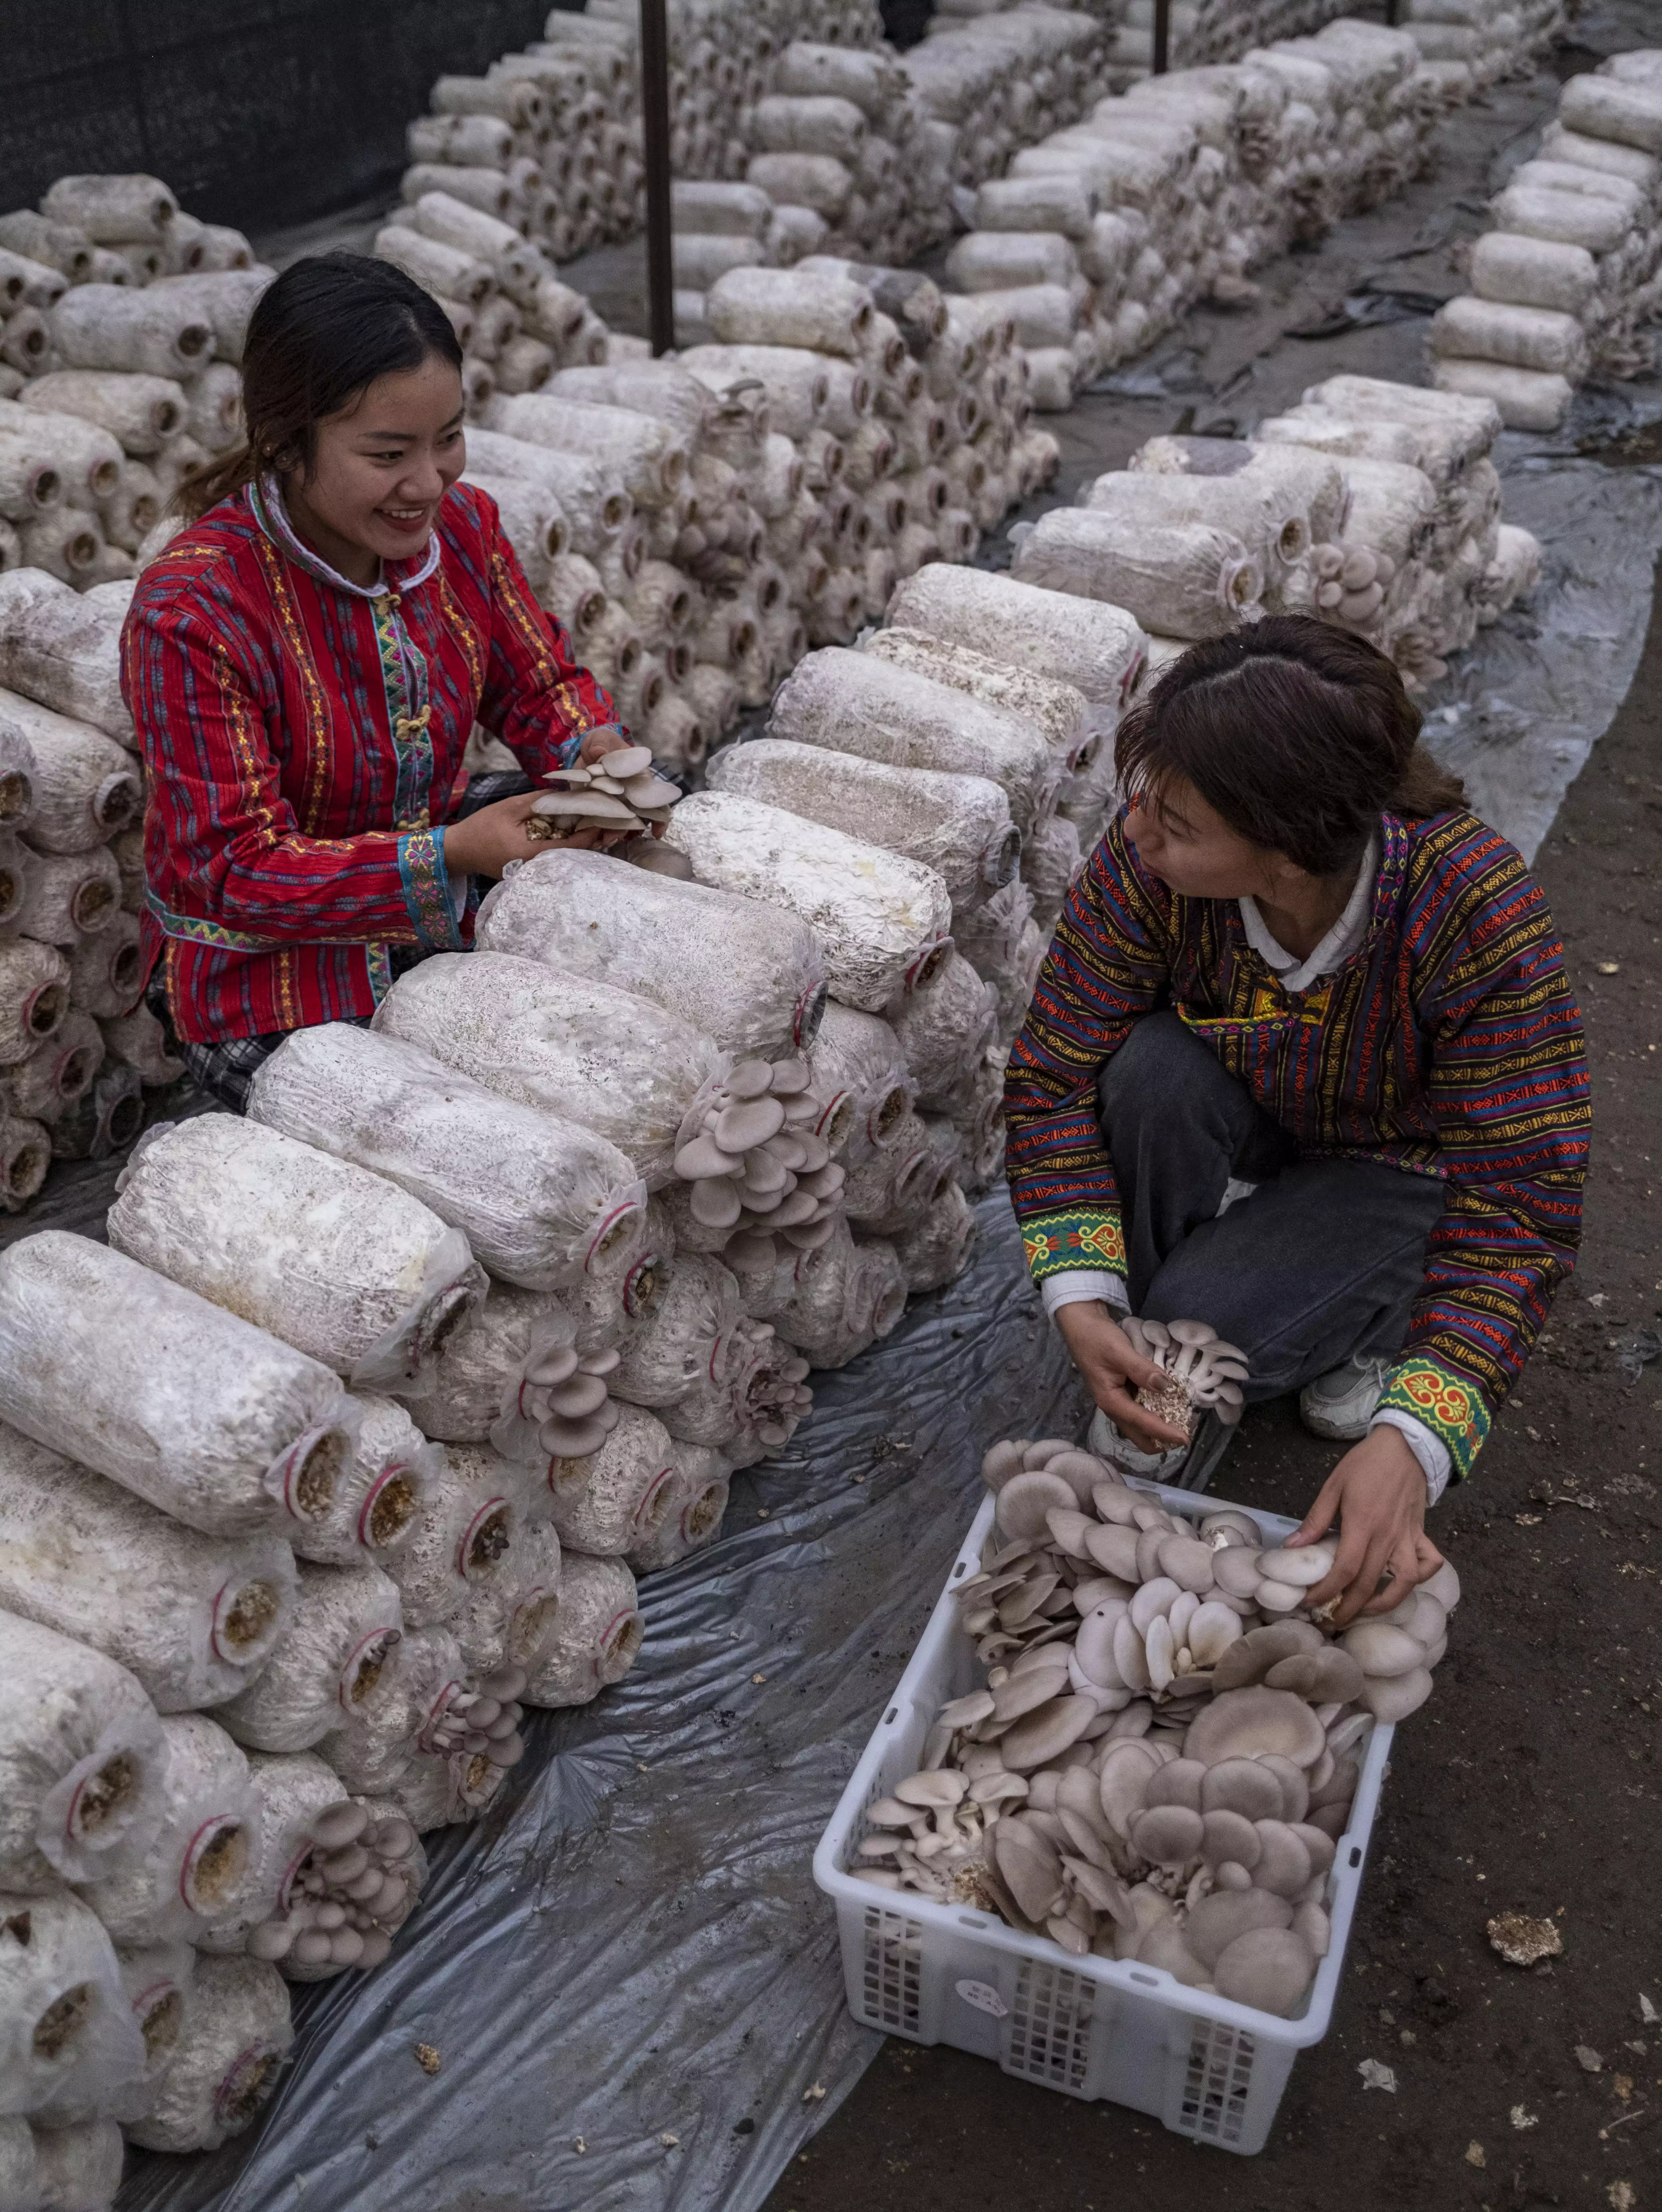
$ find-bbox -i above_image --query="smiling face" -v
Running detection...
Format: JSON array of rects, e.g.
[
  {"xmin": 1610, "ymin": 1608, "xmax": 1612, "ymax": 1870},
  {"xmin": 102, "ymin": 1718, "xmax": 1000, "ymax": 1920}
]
[
  {"xmin": 1123, "ymin": 774, "xmax": 1287, "ymax": 902},
  {"xmin": 281, "ymin": 351, "xmax": 465, "ymax": 586}
]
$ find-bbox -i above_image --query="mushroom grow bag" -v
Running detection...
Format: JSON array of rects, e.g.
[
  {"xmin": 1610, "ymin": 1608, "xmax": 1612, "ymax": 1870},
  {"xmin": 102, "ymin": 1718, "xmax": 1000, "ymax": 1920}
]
[{"xmin": 113, "ymin": 1191, "xmax": 1089, "ymax": 2212}]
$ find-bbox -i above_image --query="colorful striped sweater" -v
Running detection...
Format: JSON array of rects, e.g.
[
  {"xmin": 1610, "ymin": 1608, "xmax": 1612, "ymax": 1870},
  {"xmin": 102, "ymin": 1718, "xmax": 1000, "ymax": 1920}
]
[
  {"xmin": 121, "ymin": 476, "xmax": 616, "ymax": 1044},
  {"xmin": 1004, "ymin": 808, "xmax": 1590, "ymax": 1481}
]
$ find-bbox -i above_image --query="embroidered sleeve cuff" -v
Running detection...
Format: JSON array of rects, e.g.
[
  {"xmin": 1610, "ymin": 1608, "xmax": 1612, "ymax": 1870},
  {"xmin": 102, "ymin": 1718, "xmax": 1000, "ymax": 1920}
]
[
  {"xmin": 397, "ymin": 826, "xmax": 467, "ymax": 952},
  {"xmin": 1019, "ymin": 1208, "xmax": 1126, "ymax": 1284},
  {"xmin": 1376, "ymin": 1358, "xmax": 1491, "ymax": 1485},
  {"xmin": 1370, "ymin": 1412, "xmax": 1451, "ymax": 1507},
  {"xmin": 1042, "ymin": 1270, "xmax": 1129, "ymax": 1318}
]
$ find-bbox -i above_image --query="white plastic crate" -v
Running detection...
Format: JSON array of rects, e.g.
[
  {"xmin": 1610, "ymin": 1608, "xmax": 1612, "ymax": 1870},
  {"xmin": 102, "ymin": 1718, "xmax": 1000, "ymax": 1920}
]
[{"xmin": 813, "ymin": 1480, "xmax": 1394, "ymax": 2154}]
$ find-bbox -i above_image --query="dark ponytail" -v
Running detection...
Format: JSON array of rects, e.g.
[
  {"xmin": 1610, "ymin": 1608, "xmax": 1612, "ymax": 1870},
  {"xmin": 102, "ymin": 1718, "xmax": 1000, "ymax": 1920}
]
[
  {"xmin": 175, "ymin": 252, "xmax": 464, "ymax": 522},
  {"xmin": 1115, "ymin": 616, "xmax": 1467, "ymax": 880}
]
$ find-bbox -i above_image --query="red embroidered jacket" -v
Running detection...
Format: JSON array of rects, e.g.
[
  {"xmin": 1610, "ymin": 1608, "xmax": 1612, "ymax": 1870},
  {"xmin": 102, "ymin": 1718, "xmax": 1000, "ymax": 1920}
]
[{"xmin": 122, "ymin": 477, "xmax": 617, "ymax": 1042}]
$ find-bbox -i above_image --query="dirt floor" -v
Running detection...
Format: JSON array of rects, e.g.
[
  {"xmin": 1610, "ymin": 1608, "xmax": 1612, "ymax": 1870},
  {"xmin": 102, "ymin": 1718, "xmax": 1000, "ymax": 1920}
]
[{"xmin": 760, "ymin": 577, "xmax": 1662, "ymax": 2212}]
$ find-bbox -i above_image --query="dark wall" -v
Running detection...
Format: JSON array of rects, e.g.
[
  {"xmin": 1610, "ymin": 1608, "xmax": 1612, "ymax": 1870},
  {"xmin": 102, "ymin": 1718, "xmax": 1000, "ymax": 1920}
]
[
  {"xmin": 0, "ymin": 0, "xmax": 577, "ymax": 237},
  {"xmin": 0, "ymin": 1, "xmax": 935, "ymax": 241}
]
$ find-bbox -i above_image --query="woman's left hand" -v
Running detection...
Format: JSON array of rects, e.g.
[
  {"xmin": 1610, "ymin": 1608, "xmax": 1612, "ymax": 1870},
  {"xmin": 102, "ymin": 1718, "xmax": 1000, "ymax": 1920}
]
[{"xmin": 1284, "ymin": 1426, "xmax": 1445, "ymax": 1628}]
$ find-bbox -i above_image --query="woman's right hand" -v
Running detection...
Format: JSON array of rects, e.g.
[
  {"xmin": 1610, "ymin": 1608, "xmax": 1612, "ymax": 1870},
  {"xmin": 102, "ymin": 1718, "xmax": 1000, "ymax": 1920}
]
[
  {"xmin": 1053, "ymin": 1300, "xmax": 1193, "ymax": 1455},
  {"xmin": 443, "ymin": 794, "xmax": 628, "ymax": 880}
]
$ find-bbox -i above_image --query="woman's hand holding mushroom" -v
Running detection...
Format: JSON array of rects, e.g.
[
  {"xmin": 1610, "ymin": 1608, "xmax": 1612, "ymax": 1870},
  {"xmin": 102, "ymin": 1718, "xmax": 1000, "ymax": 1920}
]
[
  {"xmin": 1286, "ymin": 1427, "xmax": 1446, "ymax": 1627},
  {"xmin": 1054, "ymin": 1301, "xmax": 1192, "ymax": 1456},
  {"xmin": 443, "ymin": 791, "xmax": 620, "ymax": 879}
]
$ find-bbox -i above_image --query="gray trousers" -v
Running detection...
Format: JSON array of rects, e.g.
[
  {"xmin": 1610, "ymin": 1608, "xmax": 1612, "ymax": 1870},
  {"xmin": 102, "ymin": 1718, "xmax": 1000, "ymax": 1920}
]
[{"xmin": 1099, "ymin": 1013, "xmax": 1444, "ymax": 1402}]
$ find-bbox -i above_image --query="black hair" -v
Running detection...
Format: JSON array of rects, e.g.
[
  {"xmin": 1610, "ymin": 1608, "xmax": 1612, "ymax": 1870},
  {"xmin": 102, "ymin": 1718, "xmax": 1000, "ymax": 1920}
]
[
  {"xmin": 1114, "ymin": 616, "xmax": 1467, "ymax": 879},
  {"xmin": 175, "ymin": 251, "xmax": 463, "ymax": 520}
]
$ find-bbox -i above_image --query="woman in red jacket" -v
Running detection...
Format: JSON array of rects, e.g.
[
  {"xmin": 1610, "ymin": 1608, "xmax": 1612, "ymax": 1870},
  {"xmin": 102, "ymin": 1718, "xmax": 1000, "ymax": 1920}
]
[{"xmin": 123, "ymin": 251, "xmax": 630, "ymax": 1108}]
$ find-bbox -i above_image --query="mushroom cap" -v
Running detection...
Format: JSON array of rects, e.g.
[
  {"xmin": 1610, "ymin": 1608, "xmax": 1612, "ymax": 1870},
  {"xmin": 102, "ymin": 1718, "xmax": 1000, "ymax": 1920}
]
[
  {"xmin": 980, "ymin": 1439, "xmax": 1028, "ymax": 1491},
  {"xmin": 1257, "ymin": 1755, "xmax": 1310, "ymax": 1823},
  {"xmin": 1097, "ymin": 1738, "xmax": 1160, "ymax": 1837},
  {"xmin": 1044, "ymin": 1505, "xmax": 1096, "ymax": 1558},
  {"xmin": 1256, "ymin": 1544, "xmax": 1333, "ymax": 1589},
  {"xmin": 715, "ymin": 1095, "xmax": 786, "ymax": 1151},
  {"xmin": 1074, "ymin": 1606, "xmax": 1129, "ymax": 1689},
  {"xmin": 1201, "ymin": 1509, "xmax": 1263, "ymax": 1544},
  {"xmin": 1144, "ymin": 1614, "xmax": 1176, "ymax": 1692},
  {"xmin": 1022, "ymin": 1437, "xmax": 1075, "ymax": 1468},
  {"xmin": 1143, "ymin": 1756, "xmax": 1205, "ymax": 1812},
  {"xmin": 1166, "ymin": 1318, "xmax": 1218, "ymax": 1346},
  {"xmin": 1200, "ymin": 1807, "xmax": 1261, "ymax": 1871},
  {"xmin": 1156, "ymin": 1533, "xmax": 1217, "ymax": 1593},
  {"xmin": 1421, "ymin": 1560, "xmax": 1461, "ymax": 1612},
  {"xmin": 1083, "ymin": 1522, "xmax": 1142, "ymax": 1580},
  {"xmin": 1112, "ymin": 1613, "xmax": 1151, "ymax": 1693},
  {"xmin": 1254, "ymin": 1578, "xmax": 1304, "ymax": 1614},
  {"xmin": 1130, "ymin": 1576, "xmax": 1182, "ymax": 1633},
  {"xmin": 1199, "ymin": 1756, "xmax": 1285, "ymax": 1821},
  {"xmin": 1071, "ymin": 1574, "xmax": 1135, "ymax": 1614},
  {"xmin": 1266, "ymin": 1646, "xmax": 1364, "ymax": 1704},
  {"xmin": 1185, "ymin": 1885, "xmax": 1293, "ymax": 1970},
  {"xmin": 1213, "ymin": 1926, "xmax": 1315, "ymax": 2017},
  {"xmin": 594, "ymin": 744, "xmax": 653, "ymax": 778},
  {"xmin": 993, "ymin": 1817, "xmax": 1063, "ymax": 1923},
  {"xmin": 1341, "ymin": 1621, "xmax": 1425, "ymax": 1679},
  {"xmin": 1249, "ymin": 1817, "xmax": 1313, "ymax": 1898},
  {"xmin": 1000, "ymin": 1693, "xmax": 1100, "ymax": 1771},
  {"xmin": 1358, "ymin": 1665, "xmax": 1433, "ymax": 1723},
  {"xmin": 1183, "ymin": 1686, "xmax": 1328, "ymax": 1769},
  {"xmin": 1290, "ymin": 1822, "xmax": 1337, "ymax": 1880},
  {"xmin": 1036, "ymin": 1450, "xmax": 1110, "ymax": 1507},
  {"xmin": 994, "ymin": 1467, "xmax": 1079, "ymax": 1540},
  {"xmin": 1187, "ymin": 1601, "xmax": 1245, "ymax": 1669},
  {"xmin": 1092, "ymin": 1483, "xmax": 1141, "ymax": 1526},
  {"xmin": 1129, "ymin": 1801, "xmax": 1203, "ymax": 1868},
  {"xmin": 895, "ymin": 1769, "xmax": 966, "ymax": 1808},
  {"xmin": 938, "ymin": 1688, "xmax": 996, "ymax": 1729},
  {"xmin": 1135, "ymin": 1920, "xmax": 1210, "ymax": 1986},
  {"xmin": 991, "ymin": 1666, "xmax": 1070, "ymax": 1724},
  {"xmin": 1211, "ymin": 1546, "xmax": 1264, "ymax": 1600},
  {"xmin": 1213, "ymin": 1620, "xmax": 1324, "ymax": 1692}
]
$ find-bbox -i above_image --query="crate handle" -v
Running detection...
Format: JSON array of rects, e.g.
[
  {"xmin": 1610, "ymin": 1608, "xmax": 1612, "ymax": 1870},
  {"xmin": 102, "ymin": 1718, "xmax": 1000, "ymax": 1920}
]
[
  {"xmin": 885, "ymin": 1706, "xmax": 898, "ymax": 1724},
  {"xmin": 1348, "ymin": 1847, "xmax": 1362, "ymax": 1868}
]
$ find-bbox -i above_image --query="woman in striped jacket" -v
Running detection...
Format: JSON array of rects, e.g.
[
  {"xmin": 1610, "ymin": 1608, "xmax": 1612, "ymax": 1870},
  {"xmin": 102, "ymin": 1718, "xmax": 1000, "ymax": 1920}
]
[
  {"xmin": 1004, "ymin": 618, "xmax": 1589, "ymax": 1625},
  {"xmin": 123, "ymin": 252, "xmax": 631, "ymax": 1109}
]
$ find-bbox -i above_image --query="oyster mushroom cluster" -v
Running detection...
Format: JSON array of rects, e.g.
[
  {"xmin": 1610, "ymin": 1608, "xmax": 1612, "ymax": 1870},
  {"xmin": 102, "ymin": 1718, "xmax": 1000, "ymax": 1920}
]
[
  {"xmin": 513, "ymin": 1320, "xmax": 625, "ymax": 1460},
  {"xmin": 854, "ymin": 1435, "xmax": 1459, "ymax": 2019},
  {"xmin": 243, "ymin": 1798, "xmax": 427, "ymax": 1977},
  {"xmin": 673, "ymin": 1056, "xmax": 847, "ymax": 1271},
  {"xmin": 1121, "ymin": 1315, "xmax": 1248, "ymax": 1432},
  {"xmin": 527, "ymin": 743, "xmax": 684, "ymax": 843}
]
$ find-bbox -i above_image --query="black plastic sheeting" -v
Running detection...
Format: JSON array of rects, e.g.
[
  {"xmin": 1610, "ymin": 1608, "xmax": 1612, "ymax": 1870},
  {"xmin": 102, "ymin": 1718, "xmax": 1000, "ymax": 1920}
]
[
  {"xmin": 0, "ymin": 0, "xmax": 578, "ymax": 238},
  {"xmin": 117, "ymin": 1190, "xmax": 1088, "ymax": 2212}
]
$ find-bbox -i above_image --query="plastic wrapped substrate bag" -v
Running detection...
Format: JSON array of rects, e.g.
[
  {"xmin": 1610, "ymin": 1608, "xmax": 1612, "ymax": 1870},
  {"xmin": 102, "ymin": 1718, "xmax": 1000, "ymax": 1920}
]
[
  {"xmin": 107, "ymin": 1116, "xmax": 487, "ymax": 1392},
  {"xmin": 247, "ymin": 1025, "xmax": 646, "ymax": 1296},
  {"xmin": 0, "ymin": 1613, "xmax": 168, "ymax": 1896},
  {"xmin": 0, "ymin": 1232, "xmax": 359, "ymax": 1543},
  {"xmin": 0, "ymin": 1426, "xmax": 297, "ymax": 1712}
]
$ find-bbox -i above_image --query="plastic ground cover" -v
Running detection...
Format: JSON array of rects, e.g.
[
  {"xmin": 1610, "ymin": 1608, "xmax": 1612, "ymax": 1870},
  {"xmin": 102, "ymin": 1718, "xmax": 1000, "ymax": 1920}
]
[{"xmin": 116, "ymin": 1190, "xmax": 1089, "ymax": 2212}]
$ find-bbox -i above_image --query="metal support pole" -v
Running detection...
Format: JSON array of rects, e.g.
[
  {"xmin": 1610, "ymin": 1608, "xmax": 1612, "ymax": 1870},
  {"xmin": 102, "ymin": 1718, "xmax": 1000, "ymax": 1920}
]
[
  {"xmin": 1152, "ymin": 0, "xmax": 1171, "ymax": 75},
  {"xmin": 640, "ymin": 0, "xmax": 674, "ymax": 357}
]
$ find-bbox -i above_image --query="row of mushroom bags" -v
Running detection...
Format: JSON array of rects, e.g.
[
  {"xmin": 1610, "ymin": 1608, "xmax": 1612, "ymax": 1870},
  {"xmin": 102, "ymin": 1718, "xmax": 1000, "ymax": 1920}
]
[{"xmin": 0, "ymin": 542, "xmax": 1170, "ymax": 2183}]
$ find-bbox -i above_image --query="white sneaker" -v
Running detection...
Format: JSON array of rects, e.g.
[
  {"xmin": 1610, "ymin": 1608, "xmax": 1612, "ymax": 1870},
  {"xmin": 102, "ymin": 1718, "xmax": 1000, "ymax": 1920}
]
[
  {"xmin": 1298, "ymin": 1354, "xmax": 1390, "ymax": 1441},
  {"xmin": 1088, "ymin": 1407, "xmax": 1190, "ymax": 1482}
]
